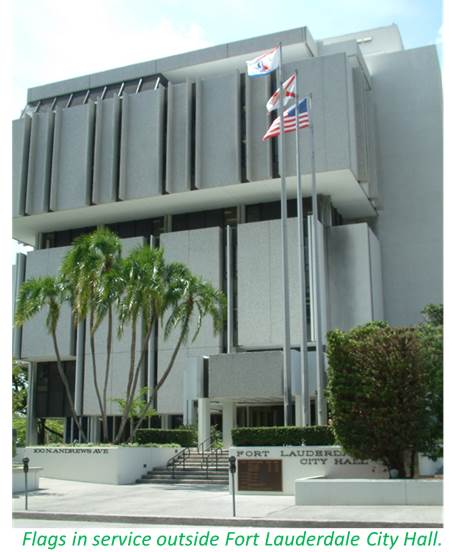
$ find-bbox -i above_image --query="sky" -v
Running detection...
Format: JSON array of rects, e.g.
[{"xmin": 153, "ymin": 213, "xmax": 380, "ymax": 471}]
[{"xmin": 10, "ymin": 0, "xmax": 442, "ymax": 120}]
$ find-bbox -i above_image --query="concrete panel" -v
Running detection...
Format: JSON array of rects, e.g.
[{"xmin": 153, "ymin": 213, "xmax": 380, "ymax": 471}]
[
  {"xmin": 157, "ymin": 227, "xmax": 223, "ymax": 415},
  {"xmin": 369, "ymin": 46, "xmax": 442, "ymax": 325},
  {"xmin": 26, "ymin": 111, "xmax": 54, "ymax": 215},
  {"xmin": 237, "ymin": 218, "xmax": 307, "ymax": 348},
  {"xmin": 12, "ymin": 118, "xmax": 31, "ymax": 217},
  {"xmin": 327, "ymin": 224, "xmax": 373, "ymax": 331},
  {"xmin": 282, "ymin": 54, "xmax": 354, "ymax": 179},
  {"xmin": 92, "ymin": 96, "xmax": 121, "ymax": 204},
  {"xmin": 157, "ymin": 346, "xmax": 220, "ymax": 414},
  {"xmin": 165, "ymin": 81, "xmax": 192, "ymax": 194},
  {"xmin": 195, "ymin": 72, "xmax": 241, "ymax": 189},
  {"xmin": 308, "ymin": 217, "xmax": 328, "ymax": 342},
  {"xmin": 366, "ymin": 90, "xmax": 380, "ymax": 203},
  {"xmin": 368, "ymin": 228, "xmax": 384, "ymax": 320},
  {"xmin": 119, "ymin": 88, "xmax": 164, "ymax": 200},
  {"xmin": 245, "ymin": 74, "xmax": 273, "ymax": 182},
  {"xmin": 237, "ymin": 220, "xmax": 271, "ymax": 346},
  {"xmin": 50, "ymin": 103, "xmax": 95, "ymax": 211},
  {"xmin": 351, "ymin": 66, "xmax": 368, "ymax": 181},
  {"xmin": 20, "ymin": 247, "xmax": 74, "ymax": 360},
  {"xmin": 159, "ymin": 227, "xmax": 223, "ymax": 350},
  {"xmin": 209, "ymin": 351, "xmax": 283, "ymax": 400},
  {"xmin": 13, "ymin": 254, "xmax": 26, "ymax": 359}
]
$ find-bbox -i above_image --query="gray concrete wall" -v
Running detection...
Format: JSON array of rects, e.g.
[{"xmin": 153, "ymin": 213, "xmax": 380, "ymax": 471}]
[
  {"xmin": 282, "ymin": 53, "xmax": 359, "ymax": 180},
  {"xmin": 237, "ymin": 218, "xmax": 316, "ymax": 349},
  {"xmin": 20, "ymin": 246, "xmax": 74, "ymax": 360},
  {"xmin": 195, "ymin": 72, "xmax": 241, "ymax": 189},
  {"xmin": 25, "ymin": 112, "xmax": 54, "ymax": 215},
  {"xmin": 157, "ymin": 227, "xmax": 223, "ymax": 414},
  {"xmin": 92, "ymin": 96, "xmax": 121, "ymax": 204},
  {"xmin": 327, "ymin": 223, "xmax": 383, "ymax": 331},
  {"xmin": 166, "ymin": 81, "xmax": 192, "ymax": 194},
  {"xmin": 12, "ymin": 118, "xmax": 31, "ymax": 217},
  {"xmin": 83, "ymin": 237, "xmax": 145, "ymax": 416},
  {"xmin": 209, "ymin": 351, "xmax": 283, "ymax": 400},
  {"xmin": 50, "ymin": 103, "xmax": 95, "ymax": 211},
  {"xmin": 119, "ymin": 88, "xmax": 164, "ymax": 200},
  {"xmin": 368, "ymin": 46, "xmax": 442, "ymax": 326}
]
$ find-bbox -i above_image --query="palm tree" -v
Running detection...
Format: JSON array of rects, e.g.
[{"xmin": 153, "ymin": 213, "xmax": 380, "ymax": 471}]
[
  {"xmin": 113, "ymin": 246, "xmax": 189, "ymax": 443},
  {"xmin": 15, "ymin": 276, "xmax": 87, "ymax": 442},
  {"xmin": 129, "ymin": 272, "xmax": 226, "ymax": 442},
  {"xmin": 60, "ymin": 228, "xmax": 122, "ymax": 442}
]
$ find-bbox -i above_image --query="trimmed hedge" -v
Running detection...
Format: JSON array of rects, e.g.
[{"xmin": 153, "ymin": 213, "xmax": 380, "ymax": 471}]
[
  {"xmin": 231, "ymin": 426, "xmax": 335, "ymax": 446},
  {"xmin": 134, "ymin": 429, "xmax": 196, "ymax": 447}
]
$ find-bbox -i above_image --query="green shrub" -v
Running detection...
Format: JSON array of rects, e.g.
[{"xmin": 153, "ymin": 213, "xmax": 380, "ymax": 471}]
[
  {"xmin": 327, "ymin": 321, "xmax": 442, "ymax": 478},
  {"xmin": 231, "ymin": 426, "xmax": 335, "ymax": 446},
  {"xmin": 134, "ymin": 429, "xmax": 196, "ymax": 447}
]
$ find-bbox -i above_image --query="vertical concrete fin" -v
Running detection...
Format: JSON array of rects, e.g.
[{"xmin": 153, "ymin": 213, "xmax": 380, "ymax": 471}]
[
  {"xmin": 49, "ymin": 108, "xmax": 62, "ymax": 212},
  {"xmin": 118, "ymin": 94, "xmax": 129, "ymax": 200}
]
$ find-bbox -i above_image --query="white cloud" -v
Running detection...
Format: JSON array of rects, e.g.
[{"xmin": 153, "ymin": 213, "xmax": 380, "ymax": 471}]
[{"xmin": 12, "ymin": 0, "xmax": 211, "ymax": 117}]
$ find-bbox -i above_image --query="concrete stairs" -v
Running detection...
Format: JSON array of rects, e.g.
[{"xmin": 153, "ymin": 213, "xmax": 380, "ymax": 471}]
[{"xmin": 138, "ymin": 448, "xmax": 229, "ymax": 485}]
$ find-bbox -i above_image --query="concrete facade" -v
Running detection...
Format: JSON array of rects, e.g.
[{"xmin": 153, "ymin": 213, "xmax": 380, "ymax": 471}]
[{"xmin": 12, "ymin": 24, "xmax": 442, "ymax": 445}]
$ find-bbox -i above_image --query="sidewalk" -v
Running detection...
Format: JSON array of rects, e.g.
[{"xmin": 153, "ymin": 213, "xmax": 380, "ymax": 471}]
[{"xmin": 13, "ymin": 478, "xmax": 442, "ymax": 528}]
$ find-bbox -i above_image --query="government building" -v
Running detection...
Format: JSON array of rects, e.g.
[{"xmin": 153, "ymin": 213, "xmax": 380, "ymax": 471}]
[{"xmin": 12, "ymin": 24, "xmax": 442, "ymax": 447}]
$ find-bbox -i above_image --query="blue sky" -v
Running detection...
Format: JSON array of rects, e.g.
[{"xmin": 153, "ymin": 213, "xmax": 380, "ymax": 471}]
[{"xmin": 11, "ymin": 0, "xmax": 442, "ymax": 119}]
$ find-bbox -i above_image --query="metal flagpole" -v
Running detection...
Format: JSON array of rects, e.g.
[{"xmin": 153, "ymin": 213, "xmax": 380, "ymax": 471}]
[
  {"xmin": 294, "ymin": 71, "xmax": 310, "ymax": 426},
  {"xmin": 277, "ymin": 43, "xmax": 293, "ymax": 426},
  {"xmin": 308, "ymin": 95, "xmax": 327, "ymax": 425}
]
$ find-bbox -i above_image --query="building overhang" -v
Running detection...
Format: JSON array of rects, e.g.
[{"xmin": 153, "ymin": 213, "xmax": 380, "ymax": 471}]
[{"xmin": 13, "ymin": 169, "xmax": 375, "ymax": 245}]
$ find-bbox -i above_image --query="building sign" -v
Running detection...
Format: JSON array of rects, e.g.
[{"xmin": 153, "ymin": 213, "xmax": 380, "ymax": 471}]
[
  {"xmin": 231, "ymin": 446, "xmax": 388, "ymax": 495},
  {"xmin": 238, "ymin": 459, "xmax": 282, "ymax": 492},
  {"xmin": 32, "ymin": 447, "xmax": 110, "ymax": 455}
]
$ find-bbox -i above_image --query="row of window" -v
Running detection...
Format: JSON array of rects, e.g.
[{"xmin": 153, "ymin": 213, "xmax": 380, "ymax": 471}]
[{"xmin": 40, "ymin": 200, "xmax": 341, "ymax": 249}]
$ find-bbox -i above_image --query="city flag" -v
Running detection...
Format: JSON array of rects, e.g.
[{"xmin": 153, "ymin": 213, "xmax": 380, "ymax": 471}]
[
  {"xmin": 266, "ymin": 73, "xmax": 296, "ymax": 112},
  {"xmin": 262, "ymin": 97, "xmax": 310, "ymax": 141},
  {"xmin": 246, "ymin": 47, "xmax": 279, "ymax": 77}
]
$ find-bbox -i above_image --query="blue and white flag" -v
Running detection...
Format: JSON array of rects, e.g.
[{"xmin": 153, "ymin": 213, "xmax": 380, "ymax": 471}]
[{"xmin": 246, "ymin": 47, "xmax": 279, "ymax": 77}]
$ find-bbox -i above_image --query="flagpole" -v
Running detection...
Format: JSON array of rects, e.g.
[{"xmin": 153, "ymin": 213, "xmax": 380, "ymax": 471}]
[
  {"xmin": 308, "ymin": 95, "xmax": 327, "ymax": 425},
  {"xmin": 294, "ymin": 71, "xmax": 310, "ymax": 426},
  {"xmin": 277, "ymin": 43, "xmax": 293, "ymax": 426}
]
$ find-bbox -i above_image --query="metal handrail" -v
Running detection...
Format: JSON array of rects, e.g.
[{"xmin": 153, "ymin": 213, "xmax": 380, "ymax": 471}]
[
  {"xmin": 197, "ymin": 436, "xmax": 212, "ymax": 454},
  {"xmin": 203, "ymin": 447, "xmax": 224, "ymax": 478},
  {"xmin": 166, "ymin": 447, "xmax": 191, "ymax": 479}
]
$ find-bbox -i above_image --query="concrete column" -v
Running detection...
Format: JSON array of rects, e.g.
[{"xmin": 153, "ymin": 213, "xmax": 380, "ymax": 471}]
[
  {"xmin": 197, "ymin": 398, "xmax": 210, "ymax": 449},
  {"xmin": 222, "ymin": 401, "xmax": 236, "ymax": 448},
  {"xmin": 89, "ymin": 416, "xmax": 100, "ymax": 443},
  {"xmin": 26, "ymin": 362, "xmax": 38, "ymax": 446},
  {"xmin": 161, "ymin": 415, "xmax": 170, "ymax": 429},
  {"xmin": 295, "ymin": 395, "xmax": 303, "ymax": 427}
]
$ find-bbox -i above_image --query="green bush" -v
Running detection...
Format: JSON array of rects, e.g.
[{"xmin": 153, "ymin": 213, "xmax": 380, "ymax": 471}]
[
  {"xmin": 134, "ymin": 429, "xmax": 196, "ymax": 447},
  {"xmin": 327, "ymin": 320, "xmax": 442, "ymax": 478},
  {"xmin": 231, "ymin": 426, "xmax": 335, "ymax": 446}
]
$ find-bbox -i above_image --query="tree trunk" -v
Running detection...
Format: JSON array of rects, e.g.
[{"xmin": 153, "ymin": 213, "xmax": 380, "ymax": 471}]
[
  {"xmin": 51, "ymin": 330, "xmax": 87, "ymax": 442},
  {"xmin": 113, "ymin": 319, "xmax": 138, "ymax": 443},
  {"xmin": 101, "ymin": 305, "xmax": 113, "ymax": 442},
  {"xmin": 113, "ymin": 321, "xmax": 154, "ymax": 444},
  {"xmin": 130, "ymin": 319, "xmax": 188, "ymax": 442},
  {"xmin": 89, "ymin": 309, "xmax": 105, "ymax": 442}
]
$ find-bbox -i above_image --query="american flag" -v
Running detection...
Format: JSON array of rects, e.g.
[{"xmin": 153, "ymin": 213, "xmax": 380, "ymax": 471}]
[{"xmin": 262, "ymin": 97, "xmax": 310, "ymax": 141}]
